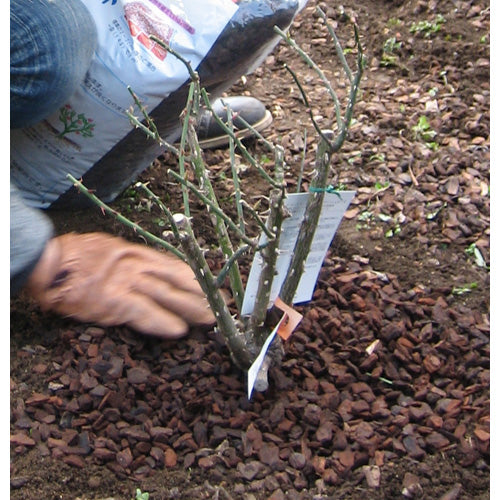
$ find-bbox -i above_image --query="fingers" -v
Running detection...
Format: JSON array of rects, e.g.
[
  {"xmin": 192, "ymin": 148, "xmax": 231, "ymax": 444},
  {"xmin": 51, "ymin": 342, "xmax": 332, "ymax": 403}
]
[
  {"xmin": 62, "ymin": 233, "xmax": 205, "ymax": 295},
  {"xmin": 137, "ymin": 251, "xmax": 208, "ymax": 296},
  {"xmin": 132, "ymin": 273, "xmax": 216, "ymax": 326},
  {"xmin": 90, "ymin": 291, "xmax": 192, "ymax": 339},
  {"xmin": 125, "ymin": 299, "xmax": 190, "ymax": 339},
  {"xmin": 41, "ymin": 276, "xmax": 193, "ymax": 339},
  {"xmin": 29, "ymin": 232, "xmax": 217, "ymax": 339}
]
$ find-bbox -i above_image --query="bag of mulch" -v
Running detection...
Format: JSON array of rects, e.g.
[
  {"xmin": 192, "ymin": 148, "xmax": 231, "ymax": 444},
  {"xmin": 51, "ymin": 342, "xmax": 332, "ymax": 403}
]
[{"xmin": 11, "ymin": 0, "xmax": 308, "ymax": 209}]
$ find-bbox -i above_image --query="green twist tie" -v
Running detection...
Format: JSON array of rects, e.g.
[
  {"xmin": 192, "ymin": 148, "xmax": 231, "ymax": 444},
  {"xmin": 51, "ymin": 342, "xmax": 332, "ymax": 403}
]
[{"xmin": 309, "ymin": 185, "xmax": 342, "ymax": 198}]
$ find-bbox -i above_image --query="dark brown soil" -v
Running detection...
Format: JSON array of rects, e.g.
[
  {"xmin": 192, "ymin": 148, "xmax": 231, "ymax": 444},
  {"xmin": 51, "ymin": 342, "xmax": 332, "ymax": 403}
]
[{"xmin": 11, "ymin": 0, "xmax": 490, "ymax": 499}]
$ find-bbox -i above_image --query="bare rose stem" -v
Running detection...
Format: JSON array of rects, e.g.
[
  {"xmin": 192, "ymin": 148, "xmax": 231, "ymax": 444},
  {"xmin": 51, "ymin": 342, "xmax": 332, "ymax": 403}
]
[
  {"xmin": 247, "ymin": 14, "xmax": 364, "ymax": 390},
  {"xmin": 275, "ymin": 12, "xmax": 365, "ymax": 305},
  {"xmin": 167, "ymin": 213, "xmax": 257, "ymax": 369},
  {"xmin": 183, "ymin": 85, "xmax": 246, "ymax": 313},
  {"xmin": 67, "ymin": 14, "xmax": 364, "ymax": 385},
  {"xmin": 245, "ymin": 145, "xmax": 286, "ymax": 344}
]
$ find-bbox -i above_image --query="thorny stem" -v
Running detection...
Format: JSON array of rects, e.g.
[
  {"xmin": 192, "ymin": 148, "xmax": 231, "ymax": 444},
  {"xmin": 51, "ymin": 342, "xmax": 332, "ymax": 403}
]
[
  {"xmin": 239, "ymin": 200, "xmax": 276, "ymax": 240},
  {"xmin": 127, "ymin": 87, "xmax": 159, "ymax": 138},
  {"xmin": 173, "ymin": 215, "xmax": 255, "ymax": 369},
  {"xmin": 67, "ymin": 174, "xmax": 184, "ymax": 260},
  {"xmin": 329, "ymin": 23, "xmax": 364, "ymax": 153},
  {"xmin": 282, "ymin": 63, "xmax": 333, "ymax": 146},
  {"xmin": 167, "ymin": 169, "xmax": 258, "ymax": 248},
  {"xmin": 279, "ymin": 132, "xmax": 333, "ymax": 304},
  {"xmin": 219, "ymin": 108, "xmax": 276, "ymax": 153},
  {"xmin": 186, "ymin": 103, "xmax": 246, "ymax": 313},
  {"xmin": 177, "ymin": 83, "xmax": 195, "ymax": 218},
  {"xmin": 216, "ymin": 244, "xmax": 251, "ymax": 289},
  {"xmin": 247, "ymin": 145, "xmax": 287, "ymax": 345},
  {"xmin": 318, "ymin": 8, "xmax": 354, "ymax": 85},
  {"xmin": 246, "ymin": 145, "xmax": 287, "ymax": 390},
  {"xmin": 200, "ymin": 89, "xmax": 280, "ymax": 188},
  {"xmin": 226, "ymin": 105, "xmax": 246, "ymax": 235},
  {"xmin": 150, "ymin": 35, "xmax": 200, "ymax": 84},
  {"xmin": 126, "ymin": 87, "xmax": 179, "ymax": 157},
  {"xmin": 274, "ymin": 26, "xmax": 343, "ymax": 132}
]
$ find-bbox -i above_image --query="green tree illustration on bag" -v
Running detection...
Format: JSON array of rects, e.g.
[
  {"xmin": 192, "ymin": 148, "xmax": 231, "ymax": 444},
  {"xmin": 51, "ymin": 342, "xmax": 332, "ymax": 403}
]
[{"xmin": 58, "ymin": 104, "xmax": 95, "ymax": 138}]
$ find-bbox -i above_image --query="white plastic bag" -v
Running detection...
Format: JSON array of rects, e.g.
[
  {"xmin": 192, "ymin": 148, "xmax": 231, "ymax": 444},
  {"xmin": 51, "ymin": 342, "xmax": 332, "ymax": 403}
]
[{"xmin": 11, "ymin": 0, "xmax": 306, "ymax": 209}]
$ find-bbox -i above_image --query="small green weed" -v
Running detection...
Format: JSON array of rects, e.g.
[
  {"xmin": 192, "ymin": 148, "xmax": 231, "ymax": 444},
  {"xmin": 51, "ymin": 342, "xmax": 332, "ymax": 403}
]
[
  {"xmin": 384, "ymin": 226, "xmax": 401, "ymax": 238},
  {"xmin": 377, "ymin": 213, "xmax": 402, "ymax": 238},
  {"xmin": 122, "ymin": 186, "xmax": 140, "ymax": 200},
  {"xmin": 452, "ymin": 282, "xmax": 478, "ymax": 295},
  {"xmin": 465, "ymin": 243, "xmax": 488, "ymax": 269},
  {"xmin": 152, "ymin": 216, "xmax": 167, "ymax": 227},
  {"xmin": 387, "ymin": 17, "xmax": 402, "ymax": 27},
  {"xmin": 410, "ymin": 14, "xmax": 445, "ymax": 37},
  {"xmin": 374, "ymin": 180, "xmax": 390, "ymax": 192},
  {"xmin": 383, "ymin": 37, "xmax": 402, "ymax": 53},
  {"xmin": 369, "ymin": 153, "xmax": 386, "ymax": 162},
  {"xmin": 260, "ymin": 154, "xmax": 273, "ymax": 164},
  {"xmin": 356, "ymin": 209, "xmax": 402, "ymax": 237},
  {"xmin": 380, "ymin": 37, "xmax": 402, "ymax": 67},
  {"xmin": 412, "ymin": 115, "xmax": 438, "ymax": 150},
  {"xmin": 356, "ymin": 210, "xmax": 373, "ymax": 230},
  {"xmin": 135, "ymin": 489, "xmax": 150, "ymax": 500}
]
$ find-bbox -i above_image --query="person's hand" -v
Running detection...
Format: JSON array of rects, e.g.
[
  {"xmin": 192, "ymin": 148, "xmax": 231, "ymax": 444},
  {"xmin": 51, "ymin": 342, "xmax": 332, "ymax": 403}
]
[{"xmin": 25, "ymin": 232, "xmax": 215, "ymax": 338}]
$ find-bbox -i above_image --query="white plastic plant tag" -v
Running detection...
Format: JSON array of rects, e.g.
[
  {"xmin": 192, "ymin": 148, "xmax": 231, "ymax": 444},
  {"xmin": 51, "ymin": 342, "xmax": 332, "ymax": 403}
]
[
  {"xmin": 247, "ymin": 328, "xmax": 277, "ymax": 400},
  {"xmin": 247, "ymin": 297, "xmax": 303, "ymax": 399},
  {"xmin": 241, "ymin": 191, "xmax": 356, "ymax": 315}
]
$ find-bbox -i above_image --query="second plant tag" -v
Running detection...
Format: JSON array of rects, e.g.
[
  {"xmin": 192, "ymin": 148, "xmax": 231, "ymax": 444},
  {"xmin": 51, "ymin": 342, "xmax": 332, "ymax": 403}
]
[{"xmin": 241, "ymin": 191, "xmax": 355, "ymax": 315}]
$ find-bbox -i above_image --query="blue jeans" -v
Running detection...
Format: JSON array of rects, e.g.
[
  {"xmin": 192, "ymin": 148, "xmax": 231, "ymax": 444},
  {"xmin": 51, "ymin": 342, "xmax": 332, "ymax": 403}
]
[
  {"xmin": 10, "ymin": 0, "xmax": 97, "ymax": 129},
  {"xmin": 10, "ymin": 0, "xmax": 97, "ymax": 292}
]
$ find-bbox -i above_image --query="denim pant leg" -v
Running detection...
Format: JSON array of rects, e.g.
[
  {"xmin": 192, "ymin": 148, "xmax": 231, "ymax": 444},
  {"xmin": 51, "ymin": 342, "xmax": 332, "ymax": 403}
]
[{"xmin": 10, "ymin": 0, "xmax": 97, "ymax": 129}]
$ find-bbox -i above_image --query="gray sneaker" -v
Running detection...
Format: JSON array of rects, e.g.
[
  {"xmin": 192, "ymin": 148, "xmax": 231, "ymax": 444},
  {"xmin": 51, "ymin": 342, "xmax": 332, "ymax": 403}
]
[{"xmin": 195, "ymin": 96, "xmax": 273, "ymax": 149}]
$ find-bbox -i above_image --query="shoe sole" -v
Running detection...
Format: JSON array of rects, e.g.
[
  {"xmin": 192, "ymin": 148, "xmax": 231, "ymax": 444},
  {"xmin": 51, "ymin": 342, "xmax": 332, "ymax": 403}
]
[{"xmin": 198, "ymin": 110, "xmax": 273, "ymax": 150}]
